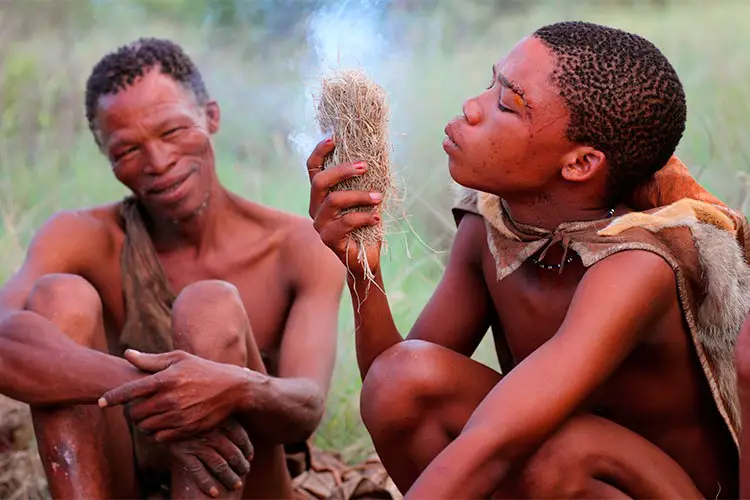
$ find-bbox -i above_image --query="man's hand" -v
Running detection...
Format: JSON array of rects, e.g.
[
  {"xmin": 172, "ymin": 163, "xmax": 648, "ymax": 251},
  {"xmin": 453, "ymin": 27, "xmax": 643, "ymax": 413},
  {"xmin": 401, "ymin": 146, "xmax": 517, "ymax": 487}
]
[
  {"xmin": 307, "ymin": 138, "xmax": 383, "ymax": 278},
  {"xmin": 99, "ymin": 349, "xmax": 249, "ymax": 442},
  {"xmin": 168, "ymin": 419, "xmax": 253, "ymax": 498}
]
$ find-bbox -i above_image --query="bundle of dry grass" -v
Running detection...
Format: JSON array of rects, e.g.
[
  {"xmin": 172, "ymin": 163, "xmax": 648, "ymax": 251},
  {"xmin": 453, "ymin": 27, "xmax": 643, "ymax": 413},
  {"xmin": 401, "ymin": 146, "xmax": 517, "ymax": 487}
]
[{"xmin": 314, "ymin": 69, "xmax": 395, "ymax": 280}]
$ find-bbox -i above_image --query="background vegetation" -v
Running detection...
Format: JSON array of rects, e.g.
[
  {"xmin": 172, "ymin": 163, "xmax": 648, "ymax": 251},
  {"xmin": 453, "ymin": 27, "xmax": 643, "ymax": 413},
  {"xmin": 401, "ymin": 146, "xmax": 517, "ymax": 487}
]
[{"xmin": 1, "ymin": 0, "xmax": 748, "ymax": 496}]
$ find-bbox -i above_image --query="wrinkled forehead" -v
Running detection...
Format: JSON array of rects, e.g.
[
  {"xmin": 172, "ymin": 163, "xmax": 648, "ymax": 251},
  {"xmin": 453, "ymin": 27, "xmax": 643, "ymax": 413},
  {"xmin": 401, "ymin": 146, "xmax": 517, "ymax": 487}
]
[
  {"xmin": 95, "ymin": 70, "xmax": 202, "ymax": 132},
  {"xmin": 494, "ymin": 36, "xmax": 560, "ymax": 108}
]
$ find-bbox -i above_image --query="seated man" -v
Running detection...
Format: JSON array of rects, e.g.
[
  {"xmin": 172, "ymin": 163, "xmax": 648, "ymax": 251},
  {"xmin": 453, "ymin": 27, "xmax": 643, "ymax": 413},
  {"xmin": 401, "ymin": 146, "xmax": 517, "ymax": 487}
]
[
  {"xmin": 307, "ymin": 21, "xmax": 749, "ymax": 498},
  {"xmin": 0, "ymin": 38, "xmax": 346, "ymax": 499}
]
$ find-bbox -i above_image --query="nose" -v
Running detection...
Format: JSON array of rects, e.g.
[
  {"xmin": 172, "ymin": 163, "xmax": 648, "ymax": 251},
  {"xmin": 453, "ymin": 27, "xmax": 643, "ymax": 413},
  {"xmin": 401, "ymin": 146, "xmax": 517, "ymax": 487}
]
[
  {"xmin": 462, "ymin": 97, "xmax": 483, "ymax": 126},
  {"xmin": 143, "ymin": 141, "xmax": 177, "ymax": 174}
]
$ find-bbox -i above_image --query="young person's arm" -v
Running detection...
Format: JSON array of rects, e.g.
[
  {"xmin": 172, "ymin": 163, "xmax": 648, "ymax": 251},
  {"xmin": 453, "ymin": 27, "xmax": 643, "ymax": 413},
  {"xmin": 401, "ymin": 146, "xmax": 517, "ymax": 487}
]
[
  {"xmin": 306, "ymin": 139, "xmax": 496, "ymax": 379},
  {"xmin": 404, "ymin": 250, "xmax": 677, "ymax": 498}
]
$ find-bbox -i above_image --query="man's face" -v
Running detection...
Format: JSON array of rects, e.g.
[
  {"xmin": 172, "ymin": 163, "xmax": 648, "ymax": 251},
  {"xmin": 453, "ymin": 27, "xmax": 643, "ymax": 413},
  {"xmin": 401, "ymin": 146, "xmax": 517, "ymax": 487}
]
[
  {"xmin": 443, "ymin": 36, "xmax": 575, "ymax": 198},
  {"xmin": 95, "ymin": 69, "xmax": 219, "ymax": 221}
]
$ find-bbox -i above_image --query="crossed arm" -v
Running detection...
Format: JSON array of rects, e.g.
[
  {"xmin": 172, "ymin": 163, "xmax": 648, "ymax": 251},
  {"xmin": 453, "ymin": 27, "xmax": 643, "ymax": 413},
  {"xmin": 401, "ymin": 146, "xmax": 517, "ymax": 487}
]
[
  {"xmin": 0, "ymin": 209, "xmax": 345, "ymax": 447},
  {"xmin": 405, "ymin": 248, "xmax": 676, "ymax": 498},
  {"xmin": 99, "ymin": 223, "xmax": 346, "ymax": 445},
  {"xmin": 327, "ymin": 210, "xmax": 673, "ymax": 497},
  {"xmin": 0, "ymin": 211, "xmax": 144, "ymax": 406}
]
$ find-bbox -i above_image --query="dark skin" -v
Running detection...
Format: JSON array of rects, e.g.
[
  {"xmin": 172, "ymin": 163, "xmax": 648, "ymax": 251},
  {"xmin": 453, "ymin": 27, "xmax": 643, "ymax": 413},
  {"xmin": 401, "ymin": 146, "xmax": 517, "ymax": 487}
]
[
  {"xmin": 308, "ymin": 36, "xmax": 737, "ymax": 498},
  {"xmin": 0, "ymin": 69, "xmax": 344, "ymax": 498}
]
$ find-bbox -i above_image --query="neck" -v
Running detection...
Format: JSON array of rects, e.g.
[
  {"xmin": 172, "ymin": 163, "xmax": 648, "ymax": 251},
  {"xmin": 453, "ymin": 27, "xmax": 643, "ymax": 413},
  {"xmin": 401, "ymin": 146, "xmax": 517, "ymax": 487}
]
[
  {"xmin": 144, "ymin": 184, "xmax": 233, "ymax": 255},
  {"xmin": 502, "ymin": 192, "xmax": 616, "ymax": 230}
]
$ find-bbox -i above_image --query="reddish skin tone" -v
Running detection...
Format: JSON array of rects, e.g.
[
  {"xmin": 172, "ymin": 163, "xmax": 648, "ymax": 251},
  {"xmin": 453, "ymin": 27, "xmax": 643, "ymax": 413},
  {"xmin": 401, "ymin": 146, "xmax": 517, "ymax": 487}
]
[
  {"xmin": 308, "ymin": 36, "xmax": 737, "ymax": 498},
  {"xmin": 0, "ymin": 69, "xmax": 344, "ymax": 498}
]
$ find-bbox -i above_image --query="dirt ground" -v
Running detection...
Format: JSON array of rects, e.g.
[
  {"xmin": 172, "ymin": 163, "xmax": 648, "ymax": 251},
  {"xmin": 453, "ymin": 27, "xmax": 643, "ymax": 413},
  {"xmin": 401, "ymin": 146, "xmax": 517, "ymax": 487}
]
[{"xmin": 0, "ymin": 395, "xmax": 47, "ymax": 499}]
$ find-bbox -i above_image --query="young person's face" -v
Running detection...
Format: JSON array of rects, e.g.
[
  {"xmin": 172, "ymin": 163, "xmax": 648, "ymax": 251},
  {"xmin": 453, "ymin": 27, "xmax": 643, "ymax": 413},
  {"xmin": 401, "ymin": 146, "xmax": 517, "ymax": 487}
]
[
  {"xmin": 444, "ymin": 36, "xmax": 578, "ymax": 198},
  {"xmin": 95, "ymin": 69, "xmax": 220, "ymax": 221}
]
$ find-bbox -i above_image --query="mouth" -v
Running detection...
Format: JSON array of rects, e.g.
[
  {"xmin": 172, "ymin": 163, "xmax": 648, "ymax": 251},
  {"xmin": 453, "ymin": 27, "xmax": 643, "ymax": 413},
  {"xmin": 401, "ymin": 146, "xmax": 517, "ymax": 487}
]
[
  {"xmin": 144, "ymin": 169, "xmax": 197, "ymax": 205},
  {"xmin": 442, "ymin": 125, "xmax": 460, "ymax": 152},
  {"xmin": 146, "ymin": 171, "xmax": 192, "ymax": 196}
]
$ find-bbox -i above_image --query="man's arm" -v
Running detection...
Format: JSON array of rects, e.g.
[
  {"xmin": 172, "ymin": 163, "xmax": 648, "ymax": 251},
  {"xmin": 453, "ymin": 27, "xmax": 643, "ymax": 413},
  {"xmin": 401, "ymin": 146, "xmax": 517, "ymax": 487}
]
[
  {"xmin": 235, "ymin": 224, "xmax": 345, "ymax": 444},
  {"xmin": 404, "ymin": 250, "xmax": 677, "ymax": 499},
  {"xmin": 0, "ymin": 210, "xmax": 141, "ymax": 405},
  {"xmin": 99, "ymin": 223, "xmax": 348, "ymax": 444}
]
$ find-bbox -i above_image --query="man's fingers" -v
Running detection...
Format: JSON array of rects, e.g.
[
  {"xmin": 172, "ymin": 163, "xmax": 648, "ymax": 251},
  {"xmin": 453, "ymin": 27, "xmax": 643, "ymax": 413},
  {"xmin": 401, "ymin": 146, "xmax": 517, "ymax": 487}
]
[
  {"xmin": 306, "ymin": 137, "xmax": 335, "ymax": 182},
  {"xmin": 179, "ymin": 453, "xmax": 221, "ymax": 498},
  {"xmin": 98, "ymin": 376, "xmax": 161, "ymax": 408},
  {"xmin": 124, "ymin": 349, "xmax": 181, "ymax": 373},
  {"xmin": 222, "ymin": 420, "xmax": 254, "ymax": 461},
  {"xmin": 137, "ymin": 411, "xmax": 177, "ymax": 434},
  {"xmin": 196, "ymin": 447, "xmax": 243, "ymax": 493},
  {"xmin": 153, "ymin": 426, "xmax": 190, "ymax": 443},
  {"xmin": 126, "ymin": 396, "xmax": 172, "ymax": 422},
  {"xmin": 213, "ymin": 433, "xmax": 251, "ymax": 481},
  {"xmin": 309, "ymin": 161, "xmax": 368, "ymax": 219}
]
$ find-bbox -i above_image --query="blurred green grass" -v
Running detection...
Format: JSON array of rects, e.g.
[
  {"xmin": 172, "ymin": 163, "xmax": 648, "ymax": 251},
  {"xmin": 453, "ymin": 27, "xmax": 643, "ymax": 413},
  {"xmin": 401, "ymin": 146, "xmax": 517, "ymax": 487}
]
[{"xmin": 1, "ymin": 0, "xmax": 749, "ymax": 468}]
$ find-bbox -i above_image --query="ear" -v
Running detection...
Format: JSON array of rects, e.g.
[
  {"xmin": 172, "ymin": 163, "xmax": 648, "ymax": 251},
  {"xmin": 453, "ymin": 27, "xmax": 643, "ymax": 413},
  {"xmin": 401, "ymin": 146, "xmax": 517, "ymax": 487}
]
[
  {"xmin": 560, "ymin": 147, "xmax": 606, "ymax": 183},
  {"xmin": 204, "ymin": 101, "xmax": 221, "ymax": 134}
]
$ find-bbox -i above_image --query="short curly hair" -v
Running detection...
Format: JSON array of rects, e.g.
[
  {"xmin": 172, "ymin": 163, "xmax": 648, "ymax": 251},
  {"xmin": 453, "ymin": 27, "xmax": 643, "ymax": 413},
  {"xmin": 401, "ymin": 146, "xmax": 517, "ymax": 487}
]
[
  {"xmin": 533, "ymin": 21, "xmax": 687, "ymax": 204},
  {"xmin": 85, "ymin": 37, "xmax": 209, "ymax": 142}
]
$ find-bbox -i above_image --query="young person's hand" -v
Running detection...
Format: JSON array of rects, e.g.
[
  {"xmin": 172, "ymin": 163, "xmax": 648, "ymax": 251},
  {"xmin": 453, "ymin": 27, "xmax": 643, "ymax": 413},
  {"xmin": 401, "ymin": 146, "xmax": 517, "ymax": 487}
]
[{"xmin": 307, "ymin": 138, "xmax": 384, "ymax": 279}]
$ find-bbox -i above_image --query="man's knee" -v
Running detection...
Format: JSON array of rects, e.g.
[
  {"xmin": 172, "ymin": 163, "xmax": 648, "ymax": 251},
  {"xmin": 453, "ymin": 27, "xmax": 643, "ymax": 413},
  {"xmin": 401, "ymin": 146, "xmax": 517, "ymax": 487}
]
[
  {"xmin": 172, "ymin": 280, "xmax": 248, "ymax": 363},
  {"xmin": 361, "ymin": 340, "xmax": 448, "ymax": 437},
  {"xmin": 25, "ymin": 273, "xmax": 103, "ymax": 348}
]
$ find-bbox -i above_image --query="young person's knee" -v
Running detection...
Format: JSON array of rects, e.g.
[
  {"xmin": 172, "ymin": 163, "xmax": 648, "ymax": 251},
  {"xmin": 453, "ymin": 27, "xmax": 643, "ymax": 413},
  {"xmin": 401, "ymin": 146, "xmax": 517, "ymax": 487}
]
[
  {"xmin": 171, "ymin": 280, "xmax": 248, "ymax": 366},
  {"xmin": 361, "ymin": 340, "xmax": 449, "ymax": 436},
  {"xmin": 25, "ymin": 273, "xmax": 104, "ymax": 348}
]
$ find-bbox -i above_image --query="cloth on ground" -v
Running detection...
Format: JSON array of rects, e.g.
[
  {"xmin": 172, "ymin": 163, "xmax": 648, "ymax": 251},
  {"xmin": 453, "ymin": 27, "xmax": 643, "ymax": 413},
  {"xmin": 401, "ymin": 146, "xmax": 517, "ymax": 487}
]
[
  {"xmin": 452, "ymin": 155, "xmax": 750, "ymax": 450},
  {"xmin": 118, "ymin": 196, "xmax": 399, "ymax": 499}
]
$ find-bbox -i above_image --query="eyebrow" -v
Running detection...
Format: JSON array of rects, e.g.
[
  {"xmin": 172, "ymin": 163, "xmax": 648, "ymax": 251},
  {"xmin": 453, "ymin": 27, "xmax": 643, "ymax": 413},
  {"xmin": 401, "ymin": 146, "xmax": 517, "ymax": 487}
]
[{"xmin": 492, "ymin": 65, "xmax": 532, "ymax": 109}]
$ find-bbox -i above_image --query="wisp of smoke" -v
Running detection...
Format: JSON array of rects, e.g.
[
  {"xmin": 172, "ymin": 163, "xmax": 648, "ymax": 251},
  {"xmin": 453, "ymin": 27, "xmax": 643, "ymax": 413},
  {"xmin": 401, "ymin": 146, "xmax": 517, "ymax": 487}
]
[{"xmin": 287, "ymin": 0, "xmax": 394, "ymax": 163}]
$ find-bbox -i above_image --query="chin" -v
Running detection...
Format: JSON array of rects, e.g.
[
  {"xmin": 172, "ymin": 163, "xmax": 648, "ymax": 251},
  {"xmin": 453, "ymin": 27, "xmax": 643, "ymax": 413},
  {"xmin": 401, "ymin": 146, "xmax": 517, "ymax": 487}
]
[
  {"xmin": 152, "ymin": 192, "xmax": 211, "ymax": 223},
  {"xmin": 448, "ymin": 160, "xmax": 482, "ymax": 191}
]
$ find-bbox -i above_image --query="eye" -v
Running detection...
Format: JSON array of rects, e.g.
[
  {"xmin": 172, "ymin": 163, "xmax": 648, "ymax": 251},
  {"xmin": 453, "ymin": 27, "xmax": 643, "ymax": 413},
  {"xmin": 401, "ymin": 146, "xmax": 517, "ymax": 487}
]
[
  {"xmin": 113, "ymin": 146, "xmax": 138, "ymax": 162},
  {"xmin": 487, "ymin": 78, "xmax": 495, "ymax": 91},
  {"xmin": 497, "ymin": 100, "xmax": 513, "ymax": 112},
  {"xmin": 162, "ymin": 126, "xmax": 185, "ymax": 137}
]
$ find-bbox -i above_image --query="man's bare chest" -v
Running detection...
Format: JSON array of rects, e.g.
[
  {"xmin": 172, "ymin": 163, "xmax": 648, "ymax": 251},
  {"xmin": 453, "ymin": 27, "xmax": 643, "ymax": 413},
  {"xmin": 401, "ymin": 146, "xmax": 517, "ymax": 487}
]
[{"xmin": 91, "ymin": 246, "xmax": 292, "ymax": 354}]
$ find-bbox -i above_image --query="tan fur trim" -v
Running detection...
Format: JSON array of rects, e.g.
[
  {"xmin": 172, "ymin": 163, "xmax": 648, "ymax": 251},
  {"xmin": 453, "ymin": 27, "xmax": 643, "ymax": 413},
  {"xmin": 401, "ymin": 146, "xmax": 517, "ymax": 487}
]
[
  {"xmin": 477, "ymin": 191, "xmax": 521, "ymax": 241},
  {"xmin": 599, "ymin": 199, "xmax": 737, "ymax": 237},
  {"xmin": 692, "ymin": 223, "xmax": 750, "ymax": 438}
]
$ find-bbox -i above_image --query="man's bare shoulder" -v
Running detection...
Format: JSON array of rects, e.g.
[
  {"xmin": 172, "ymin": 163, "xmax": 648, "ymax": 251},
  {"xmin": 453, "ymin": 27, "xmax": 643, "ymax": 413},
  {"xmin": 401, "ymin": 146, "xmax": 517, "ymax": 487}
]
[
  {"xmin": 32, "ymin": 203, "xmax": 126, "ymax": 270},
  {"xmin": 230, "ymin": 194, "xmax": 342, "ymax": 271},
  {"xmin": 231, "ymin": 195, "xmax": 331, "ymax": 248},
  {"xmin": 38, "ymin": 203, "xmax": 121, "ymax": 246}
]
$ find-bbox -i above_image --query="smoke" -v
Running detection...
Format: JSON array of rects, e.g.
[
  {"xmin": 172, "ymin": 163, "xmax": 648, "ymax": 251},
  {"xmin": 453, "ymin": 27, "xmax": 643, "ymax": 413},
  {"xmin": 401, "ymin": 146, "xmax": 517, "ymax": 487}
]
[{"xmin": 287, "ymin": 0, "xmax": 402, "ymax": 164}]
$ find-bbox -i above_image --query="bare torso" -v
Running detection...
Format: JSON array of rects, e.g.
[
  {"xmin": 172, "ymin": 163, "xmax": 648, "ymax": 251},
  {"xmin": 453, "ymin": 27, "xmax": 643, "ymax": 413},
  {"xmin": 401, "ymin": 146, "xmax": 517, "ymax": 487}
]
[
  {"xmin": 80, "ymin": 195, "xmax": 303, "ymax": 366},
  {"xmin": 481, "ymin": 224, "xmax": 738, "ymax": 498}
]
